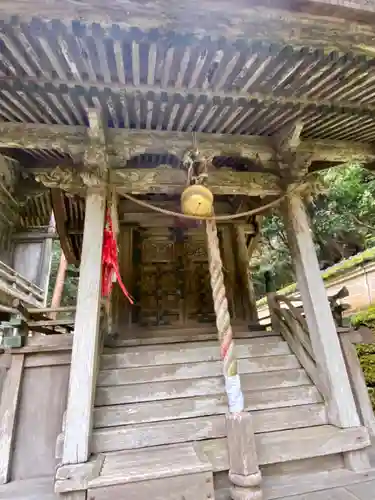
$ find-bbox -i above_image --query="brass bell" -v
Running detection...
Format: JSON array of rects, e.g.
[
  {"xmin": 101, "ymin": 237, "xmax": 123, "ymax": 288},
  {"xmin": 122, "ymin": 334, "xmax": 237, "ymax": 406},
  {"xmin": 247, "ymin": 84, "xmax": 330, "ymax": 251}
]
[{"xmin": 181, "ymin": 184, "xmax": 214, "ymax": 217}]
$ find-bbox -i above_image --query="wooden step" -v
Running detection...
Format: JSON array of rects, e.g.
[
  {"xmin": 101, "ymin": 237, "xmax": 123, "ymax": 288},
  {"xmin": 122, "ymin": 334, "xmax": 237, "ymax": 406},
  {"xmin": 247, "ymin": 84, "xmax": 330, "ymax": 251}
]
[
  {"xmin": 197, "ymin": 425, "xmax": 371, "ymax": 471},
  {"xmin": 63, "ymin": 443, "xmax": 215, "ymax": 500},
  {"xmin": 112, "ymin": 326, "xmax": 274, "ymax": 347},
  {"xmin": 95, "ymin": 368, "xmax": 311, "ymax": 406},
  {"xmin": 215, "ymin": 466, "xmax": 375, "ymax": 500},
  {"xmin": 101, "ymin": 337, "xmax": 291, "ymax": 369},
  {"xmin": 94, "ymin": 385, "xmax": 323, "ymax": 427},
  {"xmin": 92, "ymin": 404, "xmax": 327, "ymax": 453},
  {"xmin": 97, "ymin": 354, "xmax": 300, "ymax": 386}
]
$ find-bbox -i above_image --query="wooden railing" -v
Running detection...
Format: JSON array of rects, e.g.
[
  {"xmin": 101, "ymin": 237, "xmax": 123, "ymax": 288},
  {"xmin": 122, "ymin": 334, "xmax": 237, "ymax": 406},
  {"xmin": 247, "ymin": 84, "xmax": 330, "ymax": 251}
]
[
  {"xmin": 267, "ymin": 290, "xmax": 375, "ymax": 437},
  {"xmin": 0, "ymin": 260, "xmax": 44, "ymax": 308},
  {"xmin": 267, "ymin": 293, "xmax": 324, "ymax": 396}
]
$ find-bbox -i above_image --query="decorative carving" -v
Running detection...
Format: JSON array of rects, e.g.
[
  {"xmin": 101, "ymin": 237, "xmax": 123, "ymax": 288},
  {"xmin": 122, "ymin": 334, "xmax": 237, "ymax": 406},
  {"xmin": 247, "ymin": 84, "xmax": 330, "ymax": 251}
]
[{"xmin": 34, "ymin": 166, "xmax": 82, "ymax": 191}]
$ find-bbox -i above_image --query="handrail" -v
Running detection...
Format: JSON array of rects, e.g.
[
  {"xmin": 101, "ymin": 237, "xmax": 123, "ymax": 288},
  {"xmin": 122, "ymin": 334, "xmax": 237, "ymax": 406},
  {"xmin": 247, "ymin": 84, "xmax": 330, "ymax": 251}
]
[
  {"xmin": 267, "ymin": 292, "xmax": 324, "ymax": 396},
  {"xmin": 267, "ymin": 283, "xmax": 375, "ymax": 437}
]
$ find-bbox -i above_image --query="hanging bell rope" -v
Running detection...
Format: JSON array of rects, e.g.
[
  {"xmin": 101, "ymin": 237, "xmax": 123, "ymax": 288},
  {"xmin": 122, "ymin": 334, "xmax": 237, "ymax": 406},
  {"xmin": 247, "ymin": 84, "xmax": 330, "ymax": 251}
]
[{"xmin": 121, "ymin": 191, "xmax": 287, "ymax": 221}]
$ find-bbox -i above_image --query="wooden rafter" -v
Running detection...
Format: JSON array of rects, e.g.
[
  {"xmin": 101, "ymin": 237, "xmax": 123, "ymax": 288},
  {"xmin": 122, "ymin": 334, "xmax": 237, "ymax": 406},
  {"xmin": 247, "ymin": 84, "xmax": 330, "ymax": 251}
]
[
  {"xmin": 1, "ymin": 122, "xmax": 374, "ymax": 165},
  {"xmin": 2, "ymin": 76, "xmax": 375, "ymax": 117}
]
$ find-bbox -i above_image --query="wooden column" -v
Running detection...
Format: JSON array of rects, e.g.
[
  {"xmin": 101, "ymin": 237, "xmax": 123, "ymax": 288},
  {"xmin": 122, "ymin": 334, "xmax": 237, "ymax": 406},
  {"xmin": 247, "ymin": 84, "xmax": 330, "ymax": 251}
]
[
  {"xmin": 62, "ymin": 189, "xmax": 106, "ymax": 465},
  {"xmin": 63, "ymin": 108, "xmax": 108, "ymax": 465},
  {"xmin": 219, "ymin": 225, "xmax": 237, "ymax": 319},
  {"xmin": 234, "ymin": 225, "xmax": 258, "ymax": 324},
  {"xmin": 50, "ymin": 252, "xmax": 67, "ymax": 318},
  {"xmin": 282, "ymin": 193, "xmax": 360, "ymax": 429}
]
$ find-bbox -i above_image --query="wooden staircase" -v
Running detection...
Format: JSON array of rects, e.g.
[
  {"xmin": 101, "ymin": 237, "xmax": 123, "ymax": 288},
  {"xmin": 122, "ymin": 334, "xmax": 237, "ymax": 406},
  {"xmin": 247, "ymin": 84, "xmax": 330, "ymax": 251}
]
[{"xmin": 56, "ymin": 327, "xmax": 371, "ymax": 499}]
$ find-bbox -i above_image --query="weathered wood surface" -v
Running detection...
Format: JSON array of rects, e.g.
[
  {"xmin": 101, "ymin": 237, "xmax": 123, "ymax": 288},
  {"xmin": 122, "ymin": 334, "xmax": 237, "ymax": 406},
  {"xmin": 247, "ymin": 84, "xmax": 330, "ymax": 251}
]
[
  {"xmin": 0, "ymin": 476, "xmax": 59, "ymax": 500},
  {"xmin": 92, "ymin": 404, "xmax": 327, "ymax": 453},
  {"xmin": 198, "ymin": 425, "xmax": 370, "ymax": 472},
  {"xmin": 282, "ymin": 193, "xmax": 361, "ymax": 429},
  {"xmin": 101, "ymin": 337, "xmax": 291, "ymax": 368},
  {"xmin": 88, "ymin": 471, "xmax": 214, "ymax": 500},
  {"xmin": 0, "ymin": 354, "xmax": 24, "ymax": 484},
  {"xmin": 62, "ymin": 190, "xmax": 106, "ymax": 465},
  {"xmin": 11, "ymin": 362, "xmax": 69, "ymax": 480},
  {"xmin": 94, "ymin": 385, "xmax": 322, "ymax": 428},
  {"xmin": 216, "ymin": 467, "xmax": 375, "ymax": 500},
  {"xmin": 1, "ymin": 123, "xmax": 375, "ymax": 165},
  {"xmin": 2, "ymin": 1, "xmax": 375, "ymax": 55},
  {"xmin": 95, "ymin": 369, "xmax": 311, "ymax": 406},
  {"xmin": 340, "ymin": 334, "xmax": 375, "ymax": 437},
  {"xmin": 97, "ymin": 354, "xmax": 300, "ymax": 385}
]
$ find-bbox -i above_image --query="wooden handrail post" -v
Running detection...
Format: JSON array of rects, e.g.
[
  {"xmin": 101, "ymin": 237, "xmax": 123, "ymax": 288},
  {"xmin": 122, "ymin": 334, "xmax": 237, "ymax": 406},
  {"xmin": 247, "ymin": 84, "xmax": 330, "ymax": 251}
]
[
  {"xmin": 264, "ymin": 271, "xmax": 279, "ymax": 332},
  {"xmin": 227, "ymin": 412, "xmax": 262, "ymax": 500}
]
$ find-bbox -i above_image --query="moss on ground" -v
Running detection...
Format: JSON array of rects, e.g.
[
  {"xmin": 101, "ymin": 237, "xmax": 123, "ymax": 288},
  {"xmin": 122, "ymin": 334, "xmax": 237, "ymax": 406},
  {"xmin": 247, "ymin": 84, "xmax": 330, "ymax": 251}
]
[
  {"xmin": 351, "ymin": 306, "xmax": 375, "ymax": 410},
  {"xmin": 257, "ymin": 247, "xmax": 375, "ymax": 307}
]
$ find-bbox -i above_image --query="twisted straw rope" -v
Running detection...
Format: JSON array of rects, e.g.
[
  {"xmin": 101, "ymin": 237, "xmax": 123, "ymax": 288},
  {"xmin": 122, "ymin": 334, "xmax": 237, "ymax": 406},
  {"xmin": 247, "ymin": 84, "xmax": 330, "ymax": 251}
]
[{"xmin": 206, "ymin": 217, "xmax": 239, "ymax": 384}]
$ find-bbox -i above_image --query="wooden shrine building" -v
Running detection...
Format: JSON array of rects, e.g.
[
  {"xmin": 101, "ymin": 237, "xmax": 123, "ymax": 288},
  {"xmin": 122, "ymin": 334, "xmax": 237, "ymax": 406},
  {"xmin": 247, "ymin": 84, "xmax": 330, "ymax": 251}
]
[{"xmin": 1, "ymin": 1, "xmax": 375, "ymax": 499}]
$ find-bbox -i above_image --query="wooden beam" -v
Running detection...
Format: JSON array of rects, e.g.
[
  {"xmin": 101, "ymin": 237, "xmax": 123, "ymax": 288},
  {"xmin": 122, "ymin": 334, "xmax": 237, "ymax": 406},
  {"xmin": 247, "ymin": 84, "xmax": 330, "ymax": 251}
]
[
  {"xmin": 34, "ymin": 164, "xmax": 282, "ymax": 197},
  {"xmin": 0, "ymin": 122, "xmax": 374, "ymax": 165},
  {"xmin": 3, "ymin": 3, "xmax": 375, "ymax": 55}
]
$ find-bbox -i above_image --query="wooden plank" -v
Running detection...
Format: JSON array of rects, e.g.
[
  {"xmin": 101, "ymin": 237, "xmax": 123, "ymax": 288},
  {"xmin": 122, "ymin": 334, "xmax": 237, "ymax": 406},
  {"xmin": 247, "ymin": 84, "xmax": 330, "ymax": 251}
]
[
  {"xmin": 88, "ymin": 471, "xmax": 214, "ymax": 500},
  {"xmin": 114, "ymin": 329, "xmax": 277, "ymax": 346},
  {"xmin": 97, "ymin": 354, "xmax": 300, "ymax": 386},
  {"xmin": 97, "ymin": 442, "xmax": 211, "ymax": 480},
  {"xmin": 91, "ymin": 404, "xmax": 327, "ymax": 453},
  {"xmin": 0, "ymin": 354, "xmax": 24, "ymax": 484},
  {"xmin": 197, "ymin": 425, "xmax": 370, "ymax": 471},
  {"xmin": 0, "ymin": 477, "xmax": 59, "ymax": 500},
  {"xmin": 62, "ymin": 190, "xmax": 106, "ymax": 465},
  {"xmin": 215, "ymin": 468, "xmax": 375, "ymax": 500},
  {"xmin": 345, "ymin": 479, "xmax": 375, "ymax": 500},
  {"xmin": 95, "ymin": 368, "xmax": 311, "ymax": 405},
  {"xmin": 282, "ymin": 193, "xmax": 360, "ymax": 428},
  {"xmin": 24, "ymin": 352, "xmax": 71, "ymax": 367},
  {"xmin": 11, "ymin": 364, "xmax": 69, "ymax": 480},
  {"xmin": 100, "ymin": 337, "xmax": 291, "ymax": 369},
  {"xmin": 94, "ymin": 385, "xmax": 322, "ymax": 427}
]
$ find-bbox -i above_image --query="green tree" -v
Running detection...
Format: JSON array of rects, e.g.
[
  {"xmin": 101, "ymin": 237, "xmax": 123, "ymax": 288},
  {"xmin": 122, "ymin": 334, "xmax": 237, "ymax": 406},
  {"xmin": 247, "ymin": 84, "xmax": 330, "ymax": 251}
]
[{"xmin": 251, "ymin": 164, "xmax": 375, "ymax": 297}]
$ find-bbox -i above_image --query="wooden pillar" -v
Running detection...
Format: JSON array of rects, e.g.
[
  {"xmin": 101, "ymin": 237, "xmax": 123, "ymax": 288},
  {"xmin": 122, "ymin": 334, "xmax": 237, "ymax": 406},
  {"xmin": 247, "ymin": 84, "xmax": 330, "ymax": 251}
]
[
  {"xmin": 234, "ymin": 225, "xmax": 258, "ymax": 324},
  {"xmin": 62, "ymin": 189, "xmax": 106, "ymax": 465},
  {"xmin": 282, "ymin": 193, "xmax": 360, "ymax": 429},
  {"xmin": 219, "ymin": 225, "xmax": 237, "ymax": 319},
  {"xmin": 50, "ymin": 251, "xmax": 68, "ymax": 318}
]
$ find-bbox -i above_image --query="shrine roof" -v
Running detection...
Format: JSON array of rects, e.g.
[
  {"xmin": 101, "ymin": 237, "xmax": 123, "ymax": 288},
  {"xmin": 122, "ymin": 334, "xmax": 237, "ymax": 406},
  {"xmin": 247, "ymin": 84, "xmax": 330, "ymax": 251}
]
[
  {"xmin": 3, "ymin": 1, "xmax": 375, "ymax": 266},
  {"xmin": 1, "ymin": 2, "xmax": 375, "ymax": 164}
]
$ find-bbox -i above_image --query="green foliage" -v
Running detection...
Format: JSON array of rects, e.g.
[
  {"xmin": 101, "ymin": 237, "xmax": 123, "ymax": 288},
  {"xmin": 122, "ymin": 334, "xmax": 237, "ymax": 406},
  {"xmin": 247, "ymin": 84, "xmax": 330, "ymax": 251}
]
[
  {"xmin": 351, "ymin": 306, "xmax": 375, "ymax": 409},
  {"xmin": 252, "ymin": 164, "xmax": 375, "ymax": 300}
]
